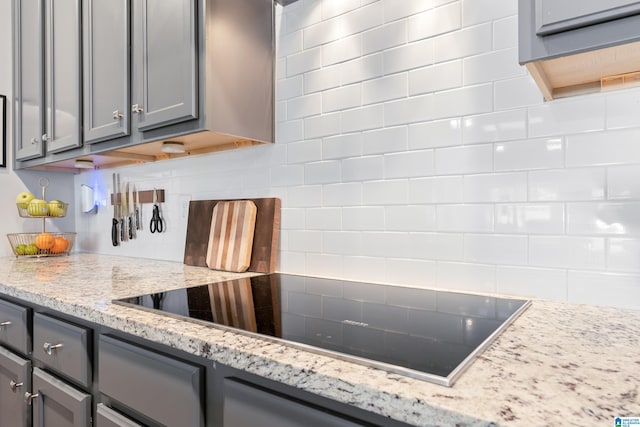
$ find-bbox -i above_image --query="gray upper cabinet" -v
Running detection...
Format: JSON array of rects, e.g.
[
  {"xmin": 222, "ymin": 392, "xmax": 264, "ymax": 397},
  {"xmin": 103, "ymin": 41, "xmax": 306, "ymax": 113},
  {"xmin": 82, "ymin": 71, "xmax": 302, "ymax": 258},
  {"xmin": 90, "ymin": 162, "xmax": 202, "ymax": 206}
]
[
  {"xmin": 13, "ymin": 0, "xmax": 45, "ymax": 161},
  {"xmin": 535, "ymin": 0, "xmax": 640, "ymax": 35},
  {"xmin": 12, "ymin": 0, "xmax": 82, "ymax": 160},
  {"xmin": 132, "ymin": 0, "xmax": 198, "ymax": 131},
  {"xmin": 83, "ymin": 0, "xmax": 130, "ymax": 144}
]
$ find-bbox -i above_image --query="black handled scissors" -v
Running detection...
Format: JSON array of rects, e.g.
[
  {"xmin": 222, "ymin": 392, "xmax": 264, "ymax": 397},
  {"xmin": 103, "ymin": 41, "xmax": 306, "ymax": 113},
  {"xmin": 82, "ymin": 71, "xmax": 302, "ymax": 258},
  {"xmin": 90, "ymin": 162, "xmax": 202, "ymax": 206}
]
[{"xmin": 150, "ymin": 189, "xmax": 164, "ymax": 233}]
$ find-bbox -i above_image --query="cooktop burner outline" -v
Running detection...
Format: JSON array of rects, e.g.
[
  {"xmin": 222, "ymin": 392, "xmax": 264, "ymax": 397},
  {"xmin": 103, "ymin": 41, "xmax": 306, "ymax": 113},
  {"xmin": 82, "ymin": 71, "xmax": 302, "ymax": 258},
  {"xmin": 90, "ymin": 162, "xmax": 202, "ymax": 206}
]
[{"xmin": 114, "ymin": 273, "xmax": 530, "ymax": 386}]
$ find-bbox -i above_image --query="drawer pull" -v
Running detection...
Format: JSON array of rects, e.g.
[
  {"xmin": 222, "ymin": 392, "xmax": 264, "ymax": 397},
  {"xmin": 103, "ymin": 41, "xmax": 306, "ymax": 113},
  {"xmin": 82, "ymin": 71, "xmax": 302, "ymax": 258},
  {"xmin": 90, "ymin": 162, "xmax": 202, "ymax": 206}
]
[
  {"xmin": 43, "ymin": 342, "xmax": 64, "ymax": 355},
  {"xmin": 24, "ymin": 392, "xmax": 39, "ymax": 405},
  {"xmin": 9, "ymin": 380, "xmax": 23, "ymax": 393},
  {"xmin": 0, "ymin": 321, "xmax": 11, "ymax": 327}
]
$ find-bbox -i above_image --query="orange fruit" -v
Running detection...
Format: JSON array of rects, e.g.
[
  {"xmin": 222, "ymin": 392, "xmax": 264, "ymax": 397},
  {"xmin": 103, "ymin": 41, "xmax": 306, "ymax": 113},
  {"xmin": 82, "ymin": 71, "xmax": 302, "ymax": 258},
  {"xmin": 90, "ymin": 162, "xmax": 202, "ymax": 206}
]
[
  {"xmin": 34, "ymin": 233, "xmax": 55, "ymax": 250},
  {"xmin": 49, "ymin": 237, "xmax": 69, "ymax": 254}
]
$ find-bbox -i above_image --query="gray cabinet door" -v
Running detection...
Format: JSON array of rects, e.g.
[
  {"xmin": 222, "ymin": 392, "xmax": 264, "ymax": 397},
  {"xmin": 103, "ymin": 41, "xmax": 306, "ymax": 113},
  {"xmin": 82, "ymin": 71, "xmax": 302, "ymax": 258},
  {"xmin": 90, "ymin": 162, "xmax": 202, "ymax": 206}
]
[
  {"xmin": 132, "ymin": 0, "xmax": 198, "ymax": 132},
  {"xmin": 0, "ymin": 347, "xmax": 31, "ymax": 427},
  {"xmin": 535, "ymin": 0, "xmax": 640, "ymax": 35},
  {"xmin": 223, "ymin": 378, "xmax": 368, "ymax": 427},
  {"xmin": 31, "ymin": 367, "xmax": 91, "ymax": 427},
  {"xmin": 83, "ymin": 0, "xmax": 130, "ymax": 144},
  {"xmin": 13, "ymin": 0, "xmax": 45, "ymax": 161},
  {"xmin": 44, "ymin": 0, "xmax": 83, "ymax": 154}
]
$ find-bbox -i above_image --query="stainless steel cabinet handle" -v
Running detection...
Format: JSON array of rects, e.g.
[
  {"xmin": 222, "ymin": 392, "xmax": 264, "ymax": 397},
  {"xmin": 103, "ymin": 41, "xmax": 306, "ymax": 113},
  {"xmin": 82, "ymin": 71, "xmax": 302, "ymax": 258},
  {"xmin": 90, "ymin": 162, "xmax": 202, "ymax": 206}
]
[
  {"xmin": 9, "ymin": 380, "xmax": 23, "ymax": 393},
  {"xmin": 132, "ymin": 104, "xmax": 144, "ymax": 114},
  {"xmin": 41, "ymin": 134, "xmax": 48, "ymax": 142},
  {"xmin": 0, "ymin": 321, "xmax": 11, "ymax": 327},
  {"xmin": 43, "ymin": 342, "xmax": 63, "ymax": 355},
  {"xmin": 112, "ymin": 110, "xmax": 124, "ymax": 120},
  {"xmin": 24, "ymin": 392, "xmax": 39, "ymax": 405}
]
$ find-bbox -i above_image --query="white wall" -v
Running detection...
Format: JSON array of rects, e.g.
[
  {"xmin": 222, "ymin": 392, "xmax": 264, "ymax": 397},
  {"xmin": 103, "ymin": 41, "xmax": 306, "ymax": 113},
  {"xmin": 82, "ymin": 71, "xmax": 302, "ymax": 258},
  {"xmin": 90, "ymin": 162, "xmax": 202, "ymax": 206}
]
[
  {"xmin": 72, "ymin": 0, "xmax": 640, "ymax": 310},
  {"xmin": 0, "ymin": 0, "xmax": 75, "ymax": 258}
]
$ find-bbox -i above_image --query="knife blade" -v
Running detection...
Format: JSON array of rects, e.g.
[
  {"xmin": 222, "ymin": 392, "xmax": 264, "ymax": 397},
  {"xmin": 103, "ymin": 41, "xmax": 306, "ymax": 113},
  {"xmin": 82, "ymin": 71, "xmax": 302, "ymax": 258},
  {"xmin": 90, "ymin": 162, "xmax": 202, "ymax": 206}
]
[
  {"xmin": 118, "ymin": 174, "xmax": 126, "ymax": 242},
  {"xmin": 135, "ymin": 186, "xmax": 141, "ymax": 230},
  {"xmin": 121, "ymin": 180, "xmax": 128, "ymax": 242},
  {"xmin": 128, "ymin": 183, "xmax": 134, "ymax": 239},
  {"xmin": 111, "ymin": 173, "xmax": 119, "ymax": 246}
]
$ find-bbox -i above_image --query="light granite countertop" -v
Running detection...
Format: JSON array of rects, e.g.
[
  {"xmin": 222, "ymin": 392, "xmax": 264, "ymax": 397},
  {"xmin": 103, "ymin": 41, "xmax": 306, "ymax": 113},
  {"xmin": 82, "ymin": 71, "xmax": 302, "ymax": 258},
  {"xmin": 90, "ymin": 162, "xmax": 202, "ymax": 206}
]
[{"xmin": 0, "ymin": 254, "xmax": 638, "ymax": 426}]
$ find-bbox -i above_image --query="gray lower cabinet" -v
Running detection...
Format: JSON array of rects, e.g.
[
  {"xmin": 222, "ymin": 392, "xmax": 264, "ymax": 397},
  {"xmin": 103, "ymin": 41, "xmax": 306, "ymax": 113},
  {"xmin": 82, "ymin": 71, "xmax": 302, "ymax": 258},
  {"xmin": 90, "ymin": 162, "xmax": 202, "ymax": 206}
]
[
  {"xmin": 12, "ymin": 0, "xmax": 82, "ymax": 160},
  {"xmin": 0, "ymin": 346, "xmax": 32, "ymax": 427},
  {"xmin": 222, "ymin": 378, "xmax": 368, "ymax": 427},
  {"xmin": 30, "ymin": 367, "xmax": 91, "ymax": 427},
  {"xmin": 98, "ymin": 334, "xmax": 204, "ymax": 427},
  {"xmin": 96, "ymin": 404, "xmax": 142, "ymax": 427},
  {"xmin": 0, "ymin": 298, "xmax": 31, "ymax": 355}
]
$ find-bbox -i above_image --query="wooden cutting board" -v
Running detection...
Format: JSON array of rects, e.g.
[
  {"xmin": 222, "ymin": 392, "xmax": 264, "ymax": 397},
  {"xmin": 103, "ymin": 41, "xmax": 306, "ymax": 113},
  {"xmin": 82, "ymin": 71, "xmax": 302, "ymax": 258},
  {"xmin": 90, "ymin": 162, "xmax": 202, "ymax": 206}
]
[
  {"xmin": 183, "ymin": 198, "xmax": 280, "ymax": 273},
  {"xmin": 206, "ymin": 200, "xmax": 257, "ymax": 272}
]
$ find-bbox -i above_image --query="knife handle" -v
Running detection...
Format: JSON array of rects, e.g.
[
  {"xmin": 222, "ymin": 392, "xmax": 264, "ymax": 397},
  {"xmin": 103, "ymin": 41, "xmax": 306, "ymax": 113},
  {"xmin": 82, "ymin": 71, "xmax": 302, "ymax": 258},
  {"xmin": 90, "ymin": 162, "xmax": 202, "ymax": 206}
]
[
  {"xmin": 120, "ymin": 218, "xmax": 125, "ymax": 242},
  {"xmin": 129, "ymin": 216, "xmax": 134, "ymax": 239},
  {"xmin": 112, "ymin": 218, "xmax": 119, "ymax": 246},
  {"xmin": 135, "ymin": 207, "xmax": 141, "ymax": 230}
]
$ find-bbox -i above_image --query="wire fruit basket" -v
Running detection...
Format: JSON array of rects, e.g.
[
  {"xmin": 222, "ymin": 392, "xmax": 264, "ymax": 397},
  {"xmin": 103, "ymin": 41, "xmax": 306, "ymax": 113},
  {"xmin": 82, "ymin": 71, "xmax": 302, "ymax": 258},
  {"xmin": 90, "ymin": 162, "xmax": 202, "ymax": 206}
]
[
  {"xmin": 16, "ymin": 201, "xmax": 68, "ymax": 218},
  {"xmin": 7, "ymin": 232, "xmax": 76, "ymax": 257}
]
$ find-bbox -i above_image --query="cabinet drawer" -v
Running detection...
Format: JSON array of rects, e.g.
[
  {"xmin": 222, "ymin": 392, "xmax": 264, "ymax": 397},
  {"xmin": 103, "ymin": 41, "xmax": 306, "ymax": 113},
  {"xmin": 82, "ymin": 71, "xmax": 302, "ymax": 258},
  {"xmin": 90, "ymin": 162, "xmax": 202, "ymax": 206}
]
[
  {"xmin": 33, "ymin": 313, "xmax": 91, "ymax": 388},
  {"xmin": 98, "ymin": 335, "xmax": 203, "ymax": 427},
  {"xmin": 0, "ymin": 298, "xmax": 31, "ymax": 355},
  {"xmin": 96, "ymin": 403, "xmax": 143, "ymax": 427},
  {"xmin": 0, "ymin": 346, "xmax": 32, "ymax": 427}
]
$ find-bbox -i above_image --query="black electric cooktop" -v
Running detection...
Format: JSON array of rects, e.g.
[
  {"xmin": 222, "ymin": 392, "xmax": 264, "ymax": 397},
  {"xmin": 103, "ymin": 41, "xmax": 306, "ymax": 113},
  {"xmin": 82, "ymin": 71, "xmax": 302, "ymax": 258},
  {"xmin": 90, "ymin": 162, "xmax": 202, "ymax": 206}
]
[{"xmin": 114, "ymin": 273, "xmax": 529, "ymax": 386}]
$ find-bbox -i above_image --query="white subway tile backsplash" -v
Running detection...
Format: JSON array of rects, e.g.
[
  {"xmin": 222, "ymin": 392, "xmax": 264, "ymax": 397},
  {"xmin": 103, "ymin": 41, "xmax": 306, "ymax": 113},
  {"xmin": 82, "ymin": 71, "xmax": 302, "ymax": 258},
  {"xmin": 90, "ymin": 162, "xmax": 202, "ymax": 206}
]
[
  {"xmin": 496, "ymin": 266, "xmax": 567, "ymax": 300},
  {"xmin": 363, "ymin": 180, "xmax": 409, "ymax": 204},
  {"xmin": 383, "ymin": 0, "xmax": 432, "ymax": 23},
  {"xmin": 277, "ymin": 119, "xmax": 304, "ymax": 143},
  {"xmin": 528, "ymin": 168, "xmax": 606, "ymax": 201},
  {"xmin": 322, "ymin": 0, "xmax": 361, "ymax": 20},
  {"xmin": 408, "ymin": 60, "xmax": 462, "ymax": 96},
  {"xmin": 306, "ymin": 253, "xmax": 344, "ymax": 278},
  {"xmin": 462, "ymin": 0, "xmax": 517, "ymax": 26},
  {"xmin": 495, "ymin": 203, "xmax": 565, "ymax": 234},
  {"xmin": 363, "ymin": 73, "xmax": 408, "ymax": 104},
  {"xmin": 606, "ymin": 88, "xmax": 640, "ymax": 129},
  {"xmin": 433, "ymin": 23, "xmax": 492, "ymax": 63},
  {"xmin": 383, "ymin": 39, "xmax": 434, "ymax": 75},
  {"xmin": 288, "ymin": 230, "xmax": 323, "ymax": 252},
  {"xmin": 340, "ymin": 53, "xmax": 384, "ymax": 85},
  {"xmin": 433, "ymin": 84, "xmax": 493, "ymax": 120},
  {"xmin": 278, "ymin": 30, "xmax": 303, "ymax": 58},
  {"xmin": 304, "ymin": 112, "xmax": 341, "ymax": 139},
  {"xmin": 323, "ymin": 231, "xmax": 362, "ymax": 255},
  {"xmin": 494, "ymin": 75, "xmax": 543, "ymax": 110},
  {"xmin": 304, "ymin": 160, "xmax": 342, "ymax": 184},
  {"xmin": 409, "ymin": 176, "xmax": 464, "ymax": 203},
  {"xmin": 322, "ymin": 84, "xmax": 362, "ymax": 113},
  {"xmin": 492, "ymin": 16, "xmax": 518, "ymax": 49},
  {"xmin": 409, "ymin": 118, "xmax": 462, "ymax": 149},
  {"xmin": 529, "ymin": 236, "xmax": 605, "ymax": 270},
  {"xmin": 342, "ymin": 206, "xmax": 386, "ymax": 230},
  {"xmin": 361, "ymin": 232, "xmax": 411, "ymax": 258},
  {"xmin": 407, "ymin": 2, "xmax": 461, "ymax": 42},
  {"xmin": 342, "ymin": 256, "xmax": 387, "ymax": 282},
  {"xmin": 287, "ymin": 47, "xmax": 322, "ymax": 77},
  {"xmin": 436, "ymin": 261, "xmax": 496, "ymax": 293},
  {"xmin": 362, "ymin": 20, "xmax": 407, "ymax": 55},
  {"xmin": 322, "ymin": 34, "xmax": 362, "ymax": 67},
  {"xmin": 436, "ymin": 204, "xmax": 494, "ymax": 232},
  {"xmin": 322, "ymin": 133, "xmax": 363, "ymax": 159},
  {"xmin": 306, "ymin": 207, "xmax": 342, "ymax": 230},
  {"xmin": 494, "ymin": 137, "xmax": 564, "ymax": 171},
  {"xmin": 608, "ymin": 165, "xmax": 640, "ymax": 200},
  {"xmin": 462, "ymin": 109, "xmax": 526, "ymax": 145},
  {"xmin": 608, "ymin": 238, "xmax": 640, "ymax": 273},
  {"xmin": 342, "ymin": 155, "xmax": 385, "ymax": 181},
  {"xmin": 277, "ymin": 100, "xmax": 287, "ymax": 122},
  {"xmin": 271, "ymin": 165, "xmax": 305, "ymax": 187},
  {"xmin": 464, "ymin": 234, "xmax": 528, "ymax": 265},
  {"xmin": 287, "ymin": 185, "xmax": 323, "ymax": 208},
  {"xmin": 435, "ymin": 144, "xmax": 493, "ymax": 175},
  {"xmin": 568, "ymin": 271, "xmax": 640, "ymax": 310},
  {"xmin": 462, "ymin": 172, "xmax": 527, "ymax": 202},
  {"xmin": 384, "ymin": 94, "xmax": 435, "ymax": 126},
  {"xmin": 323, "ymin": 182, "xmax": 363, "ymax": 206},
  {"xmin": 463, "ymin": 48, "xmax": 526, "ymax": 85},
  {"xmin": 409, "ymin": 232, "xmax": 464, "ymax": 261},
  {"xmin": 304, "ymin": 65, "xmax": 341, "ymax": 94},
  {"xmin": 566, "ymin": 129, "xmax": 640, "ymax": 167},
  {"xmin": 567, "ymin": 202, "xmax": 640, "ymax": 236},
  {"xmin": 288, "ymin": 139, "xmax": 322, "ymax": 164},
  {"xmin": 385, "ymin": 150, "xmax": 434, "ymax": 178},
  {"xmin": 287, "ymin": 93, "xmax": 322, "ymax": 119},
  {"xmin": 386, "ymin": 259, "xmax": 437, "ymax": 287},
  {"xmin": 341, "ymin": 104, "xmax": 385, "ymax": 133},
  {"xmin": 528, "ymin": 96, "xmax": 605, "ymax": 137},
  {"xmin": 385, "ymin": 205, "xmax": 437, "ymax": 231},
  {"xmin": 284, "ymin": 1, "xmax": 322, "ymax": 34},
  {"xmin": 281, "ymin": 208, "xmax": 306, "ymax": 230},
  {"xmin": 277, "ymin": 75, "xmax": 304, "ymax": 101},
  {"xmin": 362, "ymin": 126, "xmax": 408, "ymax": 155}
]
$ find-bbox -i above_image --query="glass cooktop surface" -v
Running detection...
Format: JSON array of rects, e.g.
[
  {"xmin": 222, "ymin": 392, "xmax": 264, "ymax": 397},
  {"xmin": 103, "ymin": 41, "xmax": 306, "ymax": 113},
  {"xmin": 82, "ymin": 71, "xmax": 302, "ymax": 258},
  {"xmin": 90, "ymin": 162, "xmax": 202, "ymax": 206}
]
[{"xmin": 114, "ymin": 273, "xmax": 529, "ymax": 386}]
